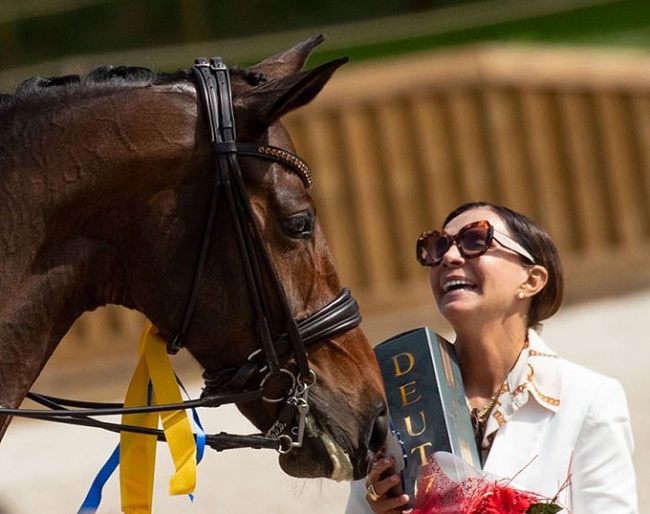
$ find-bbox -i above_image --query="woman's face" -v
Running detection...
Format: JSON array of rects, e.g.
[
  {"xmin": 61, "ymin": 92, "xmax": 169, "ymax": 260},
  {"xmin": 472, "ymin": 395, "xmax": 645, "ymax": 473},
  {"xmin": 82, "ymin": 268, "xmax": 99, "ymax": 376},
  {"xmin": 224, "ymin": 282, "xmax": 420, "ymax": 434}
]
[{"xmin": 428, "ymin": 207, "xmax": 533, "ymax": 328}]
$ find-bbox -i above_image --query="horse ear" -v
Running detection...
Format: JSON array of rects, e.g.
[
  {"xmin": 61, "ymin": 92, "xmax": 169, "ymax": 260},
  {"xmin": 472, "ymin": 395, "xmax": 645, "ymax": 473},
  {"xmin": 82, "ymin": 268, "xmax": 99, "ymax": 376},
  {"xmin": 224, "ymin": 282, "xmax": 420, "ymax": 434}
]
[
  {"xmin": 267, "ymin": 57, "xmax": 348, "ymax": 121},
  {"xmin": 248, "ymin": 34, "xmax": 326, "ymax": 78},
  {"xmin": 248, "ymin": 57, "xmax": 348, "ymax": 127}
]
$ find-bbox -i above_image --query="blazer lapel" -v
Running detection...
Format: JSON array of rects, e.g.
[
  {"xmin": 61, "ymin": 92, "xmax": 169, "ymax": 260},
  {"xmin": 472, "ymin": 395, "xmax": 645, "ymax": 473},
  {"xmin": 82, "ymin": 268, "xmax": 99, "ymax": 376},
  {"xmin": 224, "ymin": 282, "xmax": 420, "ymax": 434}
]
[{"xmin": 483, "ymin": 402, "xmax": 553, "ymax": 482}]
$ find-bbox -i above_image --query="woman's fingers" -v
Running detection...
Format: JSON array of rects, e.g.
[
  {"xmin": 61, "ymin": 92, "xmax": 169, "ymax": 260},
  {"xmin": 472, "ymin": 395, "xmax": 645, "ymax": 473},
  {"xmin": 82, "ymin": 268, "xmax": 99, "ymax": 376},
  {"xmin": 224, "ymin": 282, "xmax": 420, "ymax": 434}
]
[
  {"xmin": 380, "ymin": 494, "xmax": 411, "ymax": 513},
  {"xmin": 366, "ymin": 457, "xmax": 411, "ymax": 513},
  {"xmin": 367, "ymin": 487, "xmax": 410, "ymax": 514},
  {"xmin": 367, "ymin": 457, "xmax": 394, "ymax": 485},
  {"xmin": 374, "ymin": 472, "xmax": 401, "ymax": 497}
]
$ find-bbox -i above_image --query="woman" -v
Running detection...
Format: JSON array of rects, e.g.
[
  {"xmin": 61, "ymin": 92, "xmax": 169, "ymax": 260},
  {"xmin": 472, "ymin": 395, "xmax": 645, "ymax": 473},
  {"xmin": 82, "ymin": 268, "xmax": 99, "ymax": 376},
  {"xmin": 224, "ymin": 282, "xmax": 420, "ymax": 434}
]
[{"xmin": 346, "ymin": 201, "xmax": 637, "ymax": 513}]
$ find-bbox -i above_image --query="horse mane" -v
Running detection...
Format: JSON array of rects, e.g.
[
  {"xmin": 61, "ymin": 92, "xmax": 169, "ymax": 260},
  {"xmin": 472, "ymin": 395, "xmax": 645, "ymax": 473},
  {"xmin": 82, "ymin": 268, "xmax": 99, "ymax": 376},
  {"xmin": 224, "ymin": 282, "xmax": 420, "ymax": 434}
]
[
  {"xmin": 0, "ymin": 64, "xmax": 265, "ymax": 113},
  {"xmin": 13, "ymin": 66, "xmax": 191, "ymax": 100}
]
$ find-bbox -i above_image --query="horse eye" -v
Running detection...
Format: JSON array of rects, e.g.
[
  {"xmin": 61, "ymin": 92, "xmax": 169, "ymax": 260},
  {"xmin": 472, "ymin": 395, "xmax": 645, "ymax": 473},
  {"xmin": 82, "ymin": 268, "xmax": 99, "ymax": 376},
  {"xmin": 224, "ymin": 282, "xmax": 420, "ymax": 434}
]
[{"xmin": 282, "ymin": 212, "xmax": 314, "ymax": 239}]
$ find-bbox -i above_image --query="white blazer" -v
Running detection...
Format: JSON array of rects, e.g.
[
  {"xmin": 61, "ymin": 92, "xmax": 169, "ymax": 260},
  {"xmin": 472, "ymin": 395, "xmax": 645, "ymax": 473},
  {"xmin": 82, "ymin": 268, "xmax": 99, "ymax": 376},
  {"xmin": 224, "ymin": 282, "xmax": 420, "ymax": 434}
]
[
  {"xmin": 345, "ymin": 331, "xmax": 638, "ymax": 513},
  {"xmin": 484, "ymin": 358, "xmax": 637, "ymax": 512}
]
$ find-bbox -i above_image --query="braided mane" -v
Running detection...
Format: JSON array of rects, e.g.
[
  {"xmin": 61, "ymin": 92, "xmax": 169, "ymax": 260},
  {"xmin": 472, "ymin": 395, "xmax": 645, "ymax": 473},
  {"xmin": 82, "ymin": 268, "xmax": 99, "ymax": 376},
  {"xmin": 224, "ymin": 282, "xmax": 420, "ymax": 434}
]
[{"xmin": 0, "ymin": 64, "xmax": 265, "ymax": 112}]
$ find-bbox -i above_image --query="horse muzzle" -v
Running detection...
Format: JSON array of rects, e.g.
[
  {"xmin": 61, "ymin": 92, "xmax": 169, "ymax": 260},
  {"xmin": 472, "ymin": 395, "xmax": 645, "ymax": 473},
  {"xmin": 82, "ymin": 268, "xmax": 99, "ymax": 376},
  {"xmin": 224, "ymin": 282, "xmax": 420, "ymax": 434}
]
[{"xmin": 278, "ymin": 399, "xmax": 388, "ymax": 481}]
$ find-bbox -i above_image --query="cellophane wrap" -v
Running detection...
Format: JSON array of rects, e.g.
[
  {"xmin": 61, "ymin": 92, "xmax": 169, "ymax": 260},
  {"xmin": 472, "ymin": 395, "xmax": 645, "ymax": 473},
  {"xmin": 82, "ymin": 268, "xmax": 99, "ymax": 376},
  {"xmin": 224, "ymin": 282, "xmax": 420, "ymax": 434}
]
[{"xmin": 412, "ymin": 452, "xmax": 565, "ymax": 514}]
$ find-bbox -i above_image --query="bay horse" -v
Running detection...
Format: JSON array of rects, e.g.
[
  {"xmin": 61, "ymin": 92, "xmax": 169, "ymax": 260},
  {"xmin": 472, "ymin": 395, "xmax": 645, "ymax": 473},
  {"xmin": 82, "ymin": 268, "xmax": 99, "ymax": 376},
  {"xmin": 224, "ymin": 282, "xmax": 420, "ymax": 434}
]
[{"xmin": 0, "ymin": 35, "xmax": 388, "ymax": 483}]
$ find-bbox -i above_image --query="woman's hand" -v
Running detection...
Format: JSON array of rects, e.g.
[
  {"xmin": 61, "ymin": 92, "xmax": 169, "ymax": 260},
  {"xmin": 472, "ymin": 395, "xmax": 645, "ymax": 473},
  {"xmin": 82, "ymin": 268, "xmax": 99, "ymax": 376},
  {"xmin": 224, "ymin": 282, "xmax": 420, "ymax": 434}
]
[{"xmin": 365, "ymin": 456, "xmax": 411, "ymax": 514}]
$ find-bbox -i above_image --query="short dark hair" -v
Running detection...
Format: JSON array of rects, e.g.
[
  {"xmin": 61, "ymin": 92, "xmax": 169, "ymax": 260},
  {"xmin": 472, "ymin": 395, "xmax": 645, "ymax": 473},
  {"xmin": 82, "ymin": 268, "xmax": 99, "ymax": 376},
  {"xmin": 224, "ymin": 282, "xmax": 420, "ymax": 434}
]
[{"xmin": 443, "ymin": 201, "xmax": 564, "ymax": 327}]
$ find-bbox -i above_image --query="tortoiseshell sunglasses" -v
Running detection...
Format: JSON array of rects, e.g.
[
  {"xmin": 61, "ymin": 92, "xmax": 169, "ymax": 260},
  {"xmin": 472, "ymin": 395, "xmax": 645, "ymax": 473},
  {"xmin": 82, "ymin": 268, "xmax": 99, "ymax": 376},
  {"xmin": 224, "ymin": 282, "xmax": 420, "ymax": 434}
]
[{"xmin": 416, "ymin": 220, "xmax": 535, "ymax": 267}]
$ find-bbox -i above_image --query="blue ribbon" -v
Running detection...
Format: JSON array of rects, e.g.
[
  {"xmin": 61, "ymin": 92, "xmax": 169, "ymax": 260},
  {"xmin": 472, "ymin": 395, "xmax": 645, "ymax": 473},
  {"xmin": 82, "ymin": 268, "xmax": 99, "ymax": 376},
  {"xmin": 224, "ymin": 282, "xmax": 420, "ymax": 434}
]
[
  {"xmin": 77, "ymin": 444, "xmax": 120, "ymax": 513},
  {"xmin": 77, "ymin": 377, "xmax": 206, "ymax": 512},
  {"xmin": 177, "ymin": 379, "xmax": 206, "ymax": 465}
]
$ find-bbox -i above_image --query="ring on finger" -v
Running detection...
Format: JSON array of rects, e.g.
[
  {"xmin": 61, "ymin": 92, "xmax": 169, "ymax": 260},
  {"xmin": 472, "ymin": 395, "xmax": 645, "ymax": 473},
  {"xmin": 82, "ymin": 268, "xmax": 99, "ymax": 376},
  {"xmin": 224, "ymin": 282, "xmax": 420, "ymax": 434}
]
[{"xmin": 366, "ymin": 484, "xmax": 381, "ymax": 502}]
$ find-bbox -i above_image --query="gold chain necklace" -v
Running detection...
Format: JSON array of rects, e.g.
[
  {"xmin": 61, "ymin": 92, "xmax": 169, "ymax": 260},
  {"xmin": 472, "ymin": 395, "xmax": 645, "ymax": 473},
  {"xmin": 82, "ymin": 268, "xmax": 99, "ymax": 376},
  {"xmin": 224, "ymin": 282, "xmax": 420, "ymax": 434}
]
[
  {"xmin": 475, "ymin": 393, "xmax": 499, "ymax": 423},
  {"xmin": 473, "ymin": 384, "xmax": 503, "ymax": 423}
]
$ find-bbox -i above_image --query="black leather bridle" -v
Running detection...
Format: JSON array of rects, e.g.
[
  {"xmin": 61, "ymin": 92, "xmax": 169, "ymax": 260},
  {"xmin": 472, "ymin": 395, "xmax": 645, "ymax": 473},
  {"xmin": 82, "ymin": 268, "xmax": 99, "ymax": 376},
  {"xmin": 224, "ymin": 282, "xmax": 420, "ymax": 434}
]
[{"xmin": 1, "ymin": 57, "xmax": 363, "ymax": 454}]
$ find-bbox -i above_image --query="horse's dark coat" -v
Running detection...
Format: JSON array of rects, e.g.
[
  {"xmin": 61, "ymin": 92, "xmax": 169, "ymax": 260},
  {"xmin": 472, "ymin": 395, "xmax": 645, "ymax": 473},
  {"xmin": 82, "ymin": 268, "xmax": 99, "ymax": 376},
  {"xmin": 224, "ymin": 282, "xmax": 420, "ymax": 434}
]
[{"xmin": 0, "ymin": 37, "xmax": 387, "ymax": 484}]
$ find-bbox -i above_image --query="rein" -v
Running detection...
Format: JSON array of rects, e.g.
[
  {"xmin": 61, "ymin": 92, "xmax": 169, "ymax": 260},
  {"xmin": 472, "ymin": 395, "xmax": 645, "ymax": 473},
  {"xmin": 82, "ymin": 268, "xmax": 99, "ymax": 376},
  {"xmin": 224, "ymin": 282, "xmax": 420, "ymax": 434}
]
[{"xmin": 2, "ymin": 57, "xmax": 363, "ymax": 455}]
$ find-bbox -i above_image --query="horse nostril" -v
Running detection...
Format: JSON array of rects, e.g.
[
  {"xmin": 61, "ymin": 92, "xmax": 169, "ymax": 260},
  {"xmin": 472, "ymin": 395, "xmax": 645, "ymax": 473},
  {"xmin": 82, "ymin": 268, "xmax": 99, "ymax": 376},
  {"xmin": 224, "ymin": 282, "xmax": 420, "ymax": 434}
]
[{"xmin": 368, "ymin": 406, "xmax": 389, "ymax": 453}]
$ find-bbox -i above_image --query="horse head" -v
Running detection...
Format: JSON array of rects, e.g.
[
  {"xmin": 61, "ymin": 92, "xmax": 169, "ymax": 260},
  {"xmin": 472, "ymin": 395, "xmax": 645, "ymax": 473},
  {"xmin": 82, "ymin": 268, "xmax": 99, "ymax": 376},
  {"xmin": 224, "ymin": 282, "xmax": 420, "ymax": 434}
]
[
  {"xmin": 0, "ymin": 36, "xmax": 387, "ymax": 483},
  {"xmin": 173, "ymin": 36, "xmax": 389, "ymax": 480}
]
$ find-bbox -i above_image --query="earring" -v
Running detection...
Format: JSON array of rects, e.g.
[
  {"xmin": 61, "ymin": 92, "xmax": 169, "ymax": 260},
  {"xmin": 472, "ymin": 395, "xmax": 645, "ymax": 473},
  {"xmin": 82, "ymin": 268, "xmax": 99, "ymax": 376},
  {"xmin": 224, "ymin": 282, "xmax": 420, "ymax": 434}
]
[{"xmin": 517, "ymin": 291, "xmax": 525, "ymax": 299}]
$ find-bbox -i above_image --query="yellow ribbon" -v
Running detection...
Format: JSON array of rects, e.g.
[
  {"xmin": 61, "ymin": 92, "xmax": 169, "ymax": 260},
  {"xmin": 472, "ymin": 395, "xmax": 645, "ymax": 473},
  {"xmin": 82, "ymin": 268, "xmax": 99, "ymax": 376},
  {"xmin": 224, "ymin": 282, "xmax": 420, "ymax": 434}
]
[{"xmin": 120, "ymin": 321, "xmax": 197, "ymax": 514}]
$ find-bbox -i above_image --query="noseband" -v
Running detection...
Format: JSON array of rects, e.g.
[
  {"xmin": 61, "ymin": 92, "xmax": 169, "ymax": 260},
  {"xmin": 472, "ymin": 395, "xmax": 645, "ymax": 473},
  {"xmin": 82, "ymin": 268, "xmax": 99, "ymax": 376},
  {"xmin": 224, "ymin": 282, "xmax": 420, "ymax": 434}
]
[{"xmin": 2, "ymin": 58, "xmax": 363, "ymax": 455}]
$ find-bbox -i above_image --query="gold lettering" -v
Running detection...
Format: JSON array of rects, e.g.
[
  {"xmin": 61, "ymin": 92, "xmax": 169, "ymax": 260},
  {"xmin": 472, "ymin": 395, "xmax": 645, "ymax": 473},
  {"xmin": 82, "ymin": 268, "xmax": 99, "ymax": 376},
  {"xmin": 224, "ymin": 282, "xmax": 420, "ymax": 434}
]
[
  {"xmin": 392, "ymin": 352, "xmax": 415, "ymax": 378},
  {"xmin": 398, "ymin": 381, "xmax": 421, "ymax": 407},
  {"xmin": 410, "ymin": 442, "xmax": 433, "ymax": 466},
  {"xmin": 404, "ymin": 410, "xmax": 426, "ymax": 436},
  {"xmin": 438, "ymin": 338, "xmax": 457, "ymax": 391},
  {"xmin": 459, "ymin": 439, "xmax": 478, "ymax": 467}
]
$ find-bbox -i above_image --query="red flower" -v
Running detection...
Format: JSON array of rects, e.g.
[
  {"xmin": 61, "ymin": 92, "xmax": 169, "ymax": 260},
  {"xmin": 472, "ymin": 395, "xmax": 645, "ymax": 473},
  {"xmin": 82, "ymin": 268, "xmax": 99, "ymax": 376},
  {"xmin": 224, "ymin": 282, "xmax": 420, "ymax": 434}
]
[
  {"xmin": 411, "ymin": 453, "xmax": 566, "ymax": 514},
  {"xmin": 464, "ymin": 483, "xmax": 534, "ymax": 513}
]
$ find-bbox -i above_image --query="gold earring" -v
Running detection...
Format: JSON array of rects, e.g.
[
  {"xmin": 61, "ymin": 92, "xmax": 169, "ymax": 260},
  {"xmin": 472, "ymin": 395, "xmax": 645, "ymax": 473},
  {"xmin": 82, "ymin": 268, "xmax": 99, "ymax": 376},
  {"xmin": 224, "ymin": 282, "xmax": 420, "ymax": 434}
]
[{"xmin": 517, "ymin": 291, "xmax": 525, "ymax": 299}]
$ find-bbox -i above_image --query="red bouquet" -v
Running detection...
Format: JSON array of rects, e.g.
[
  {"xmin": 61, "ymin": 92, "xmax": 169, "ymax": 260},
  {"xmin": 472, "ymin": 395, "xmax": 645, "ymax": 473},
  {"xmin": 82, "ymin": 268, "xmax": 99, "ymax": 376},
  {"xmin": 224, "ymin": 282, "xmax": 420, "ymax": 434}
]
[{"xmin": 412, "ymin": 453, "xmax": 565, "ymax": 514}]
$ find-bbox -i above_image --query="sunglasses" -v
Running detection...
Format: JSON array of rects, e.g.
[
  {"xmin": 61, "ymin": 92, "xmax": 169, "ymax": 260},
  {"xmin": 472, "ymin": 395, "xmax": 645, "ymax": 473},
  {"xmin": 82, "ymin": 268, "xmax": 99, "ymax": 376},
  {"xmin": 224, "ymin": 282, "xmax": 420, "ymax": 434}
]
[{"xmin": 416, "ymin": 220, "xmax": 535, "ymax": 267}]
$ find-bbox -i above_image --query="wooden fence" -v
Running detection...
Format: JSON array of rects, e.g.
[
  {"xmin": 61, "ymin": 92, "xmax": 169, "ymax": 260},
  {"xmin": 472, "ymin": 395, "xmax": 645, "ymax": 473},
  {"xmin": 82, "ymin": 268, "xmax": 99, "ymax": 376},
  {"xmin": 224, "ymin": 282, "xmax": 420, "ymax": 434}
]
[
  {"xmin": 57, "ymin": 44, "xmax": 650, "ymax": 359},
  {"xmin": 285, "ymin": 44, "xmax": 650, "ymax": 307}
]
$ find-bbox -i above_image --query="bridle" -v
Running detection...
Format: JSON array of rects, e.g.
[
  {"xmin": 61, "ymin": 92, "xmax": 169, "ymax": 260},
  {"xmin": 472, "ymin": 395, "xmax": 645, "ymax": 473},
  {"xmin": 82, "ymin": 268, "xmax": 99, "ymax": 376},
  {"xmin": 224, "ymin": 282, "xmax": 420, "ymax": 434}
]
[{"xmin": 0, "ymin": 57, "xmax": 363, "ymax": 455}]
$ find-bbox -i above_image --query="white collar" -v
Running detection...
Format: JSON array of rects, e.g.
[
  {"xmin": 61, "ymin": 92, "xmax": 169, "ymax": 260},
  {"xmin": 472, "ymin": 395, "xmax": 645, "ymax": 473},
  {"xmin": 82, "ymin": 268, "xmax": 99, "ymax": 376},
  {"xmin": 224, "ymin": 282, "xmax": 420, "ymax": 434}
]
[{"xmin": 484, "ymin": 328, "xmax": 561, "ymax": 439}]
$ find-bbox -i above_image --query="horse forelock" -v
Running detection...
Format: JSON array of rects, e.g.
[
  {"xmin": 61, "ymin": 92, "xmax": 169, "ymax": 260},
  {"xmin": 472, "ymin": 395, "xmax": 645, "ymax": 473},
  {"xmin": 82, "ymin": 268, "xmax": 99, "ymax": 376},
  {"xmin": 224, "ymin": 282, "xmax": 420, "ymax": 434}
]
[{"xmin": 231, "ymin": 66, "xmax": 267, "ymax": 87}]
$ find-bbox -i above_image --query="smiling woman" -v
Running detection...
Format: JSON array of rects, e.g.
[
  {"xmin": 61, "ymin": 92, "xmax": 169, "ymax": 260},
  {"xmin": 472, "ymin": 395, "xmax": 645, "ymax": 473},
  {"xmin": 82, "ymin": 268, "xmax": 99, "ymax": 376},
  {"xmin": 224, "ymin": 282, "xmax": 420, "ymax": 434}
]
[{"xmin": 347, "ymin": 201, "xmax": 638, "ymax": 514}]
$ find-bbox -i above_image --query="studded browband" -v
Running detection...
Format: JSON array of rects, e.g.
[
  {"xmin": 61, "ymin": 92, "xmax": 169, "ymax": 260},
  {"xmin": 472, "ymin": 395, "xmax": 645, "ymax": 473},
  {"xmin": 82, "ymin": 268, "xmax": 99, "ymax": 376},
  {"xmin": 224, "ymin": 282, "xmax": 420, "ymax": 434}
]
[{"xmin": 236, "ymin": 143, "xmax": 313, "ymax": 189}]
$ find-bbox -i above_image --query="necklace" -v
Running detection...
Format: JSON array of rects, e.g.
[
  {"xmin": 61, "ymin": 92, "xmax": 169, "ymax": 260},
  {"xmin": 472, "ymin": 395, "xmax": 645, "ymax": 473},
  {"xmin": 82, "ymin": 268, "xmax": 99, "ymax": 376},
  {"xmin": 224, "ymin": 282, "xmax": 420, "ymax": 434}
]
[
  {"xmin": 469, "ymin": 386, "xmax": 503, "ymax": 455},
  {"xmin": 474, "ymin": 395, "xmax": 497, "ymax": 423},
  {"xmin": 471, "ymin": 384, "xmax": 503, "ymax": 424}
]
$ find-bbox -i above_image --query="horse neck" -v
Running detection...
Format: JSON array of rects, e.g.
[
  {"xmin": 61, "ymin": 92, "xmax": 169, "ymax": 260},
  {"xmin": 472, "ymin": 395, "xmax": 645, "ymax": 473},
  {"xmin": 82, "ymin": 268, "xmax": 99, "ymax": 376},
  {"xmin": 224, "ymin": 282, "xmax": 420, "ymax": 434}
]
[{"xmin": 0, "ymin": 86, "xmax": 202, "ymax": 415}]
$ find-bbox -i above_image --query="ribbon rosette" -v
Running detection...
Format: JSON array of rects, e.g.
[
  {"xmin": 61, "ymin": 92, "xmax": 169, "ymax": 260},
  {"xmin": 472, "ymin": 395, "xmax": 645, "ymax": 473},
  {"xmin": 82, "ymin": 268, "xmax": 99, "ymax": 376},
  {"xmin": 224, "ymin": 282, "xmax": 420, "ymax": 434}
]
[{"xmin": 412, "ymin": 453, "xmax": 565, "ymax": 514}]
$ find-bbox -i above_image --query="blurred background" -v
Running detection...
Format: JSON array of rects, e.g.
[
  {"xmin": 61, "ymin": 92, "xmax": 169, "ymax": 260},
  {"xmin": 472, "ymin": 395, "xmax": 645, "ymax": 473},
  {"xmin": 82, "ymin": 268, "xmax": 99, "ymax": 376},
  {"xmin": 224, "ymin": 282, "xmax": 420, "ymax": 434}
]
[{"xmin": 1, "ymin": 0, "xmax": 649, "ymax": 512}]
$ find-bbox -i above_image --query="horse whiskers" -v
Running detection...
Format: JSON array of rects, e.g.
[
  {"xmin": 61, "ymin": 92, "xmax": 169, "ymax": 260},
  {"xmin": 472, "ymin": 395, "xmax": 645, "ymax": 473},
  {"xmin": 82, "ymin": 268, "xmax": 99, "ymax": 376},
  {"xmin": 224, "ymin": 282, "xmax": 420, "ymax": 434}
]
[{"xmin": 305, "ymin": 415, "xmax": 353, "ymax": 482}]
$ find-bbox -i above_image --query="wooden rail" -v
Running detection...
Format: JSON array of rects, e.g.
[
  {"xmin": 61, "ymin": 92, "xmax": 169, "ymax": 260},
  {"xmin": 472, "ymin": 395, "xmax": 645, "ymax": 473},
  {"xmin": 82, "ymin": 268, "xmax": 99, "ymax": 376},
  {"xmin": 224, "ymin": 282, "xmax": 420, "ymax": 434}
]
[{"xmin": 285, "ymin": 44, "xmax": 650, "ymax": 309}]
